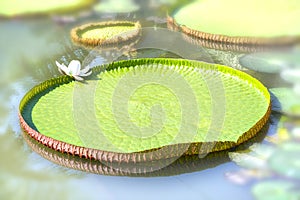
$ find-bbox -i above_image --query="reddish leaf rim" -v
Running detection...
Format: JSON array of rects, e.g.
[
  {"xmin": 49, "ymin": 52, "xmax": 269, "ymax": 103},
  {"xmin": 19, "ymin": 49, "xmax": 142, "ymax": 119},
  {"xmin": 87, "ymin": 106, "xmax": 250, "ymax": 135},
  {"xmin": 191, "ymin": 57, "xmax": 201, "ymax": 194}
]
[{"xmin": 167, "ymin": 16, "xmax": 300, "ymax": 47}]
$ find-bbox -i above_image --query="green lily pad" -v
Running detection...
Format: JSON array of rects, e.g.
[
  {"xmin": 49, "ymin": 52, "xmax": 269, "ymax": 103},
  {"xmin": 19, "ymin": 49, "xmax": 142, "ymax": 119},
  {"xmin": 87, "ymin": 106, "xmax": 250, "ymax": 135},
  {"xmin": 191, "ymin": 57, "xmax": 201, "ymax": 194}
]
[
  {"xmin": 71, "ymin": 21, "xmax": 141, "ymax": 47},
  {"xmin": 270, "ymin": 87, "xmax": 300, "ymax": 116},
  {"xmin": 253, "ymin": 180, "xmax": 300, "ymax": 200},
  {"xmin": 93, "ymin": 0, "xmax": 140, "ymax": 13},
  {"xmin": 240, "ymin": 52, "xmax": 300, "ymax": 73},
  {"xmin": 19, "ymin": 58, "xmax": 270, "ymax": 162},
  {"xmin": 269, "ymin": 142, "xmax": 300, "ymax": 179},
  {"xmin": 0, "ymin": 0, "xmax": 96, "ymax": 17},
  {"xmin": 171, "ymin": 0, "xmax": 300, "ymax": 45}
]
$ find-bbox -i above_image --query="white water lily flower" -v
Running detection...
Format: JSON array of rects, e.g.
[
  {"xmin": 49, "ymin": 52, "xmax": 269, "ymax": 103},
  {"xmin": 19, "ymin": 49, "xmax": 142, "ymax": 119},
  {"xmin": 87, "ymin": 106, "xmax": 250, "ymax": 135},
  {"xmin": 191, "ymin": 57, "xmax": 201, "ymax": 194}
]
[{"xmin": 55, "ymin": 60, "xmax": 92, "ymax": 81}]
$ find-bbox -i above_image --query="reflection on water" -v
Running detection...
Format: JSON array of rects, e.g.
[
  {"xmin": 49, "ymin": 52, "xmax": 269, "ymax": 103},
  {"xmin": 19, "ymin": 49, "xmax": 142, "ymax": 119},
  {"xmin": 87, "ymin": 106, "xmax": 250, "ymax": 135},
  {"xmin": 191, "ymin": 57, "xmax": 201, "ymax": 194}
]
[
  {"xmin": 0, "ymin": 133, "xmax": 103, "ymax": 200},
  {"xmin": 22, "ymin": 122, "xmax": 269, "ymax": 177},
  {"xmin": 0, "ymin": 1, "xmax": 298, "ymax": 199}
]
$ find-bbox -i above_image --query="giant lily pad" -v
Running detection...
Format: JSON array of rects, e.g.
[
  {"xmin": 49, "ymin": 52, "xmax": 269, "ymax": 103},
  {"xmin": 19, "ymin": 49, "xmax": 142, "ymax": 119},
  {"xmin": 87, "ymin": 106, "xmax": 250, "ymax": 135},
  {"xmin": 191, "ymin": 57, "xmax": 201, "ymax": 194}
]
[
  {"xmin": 71, "ymin": 21, "xmax": 141, "ymax": 47},
  {"xmin": 19, "ymin": 58, "xmax": 271, "ymax": 163},
  {"xmin": 0, "ymin": 0, "xmax": 96, "ymax": 17},
  {"xmin": 170, "ymin": 0, "xmax": 300, "ymax": 45},
  {"xmin": 24, "ymin": 122, "xmax": 268, "ymax": 176}
]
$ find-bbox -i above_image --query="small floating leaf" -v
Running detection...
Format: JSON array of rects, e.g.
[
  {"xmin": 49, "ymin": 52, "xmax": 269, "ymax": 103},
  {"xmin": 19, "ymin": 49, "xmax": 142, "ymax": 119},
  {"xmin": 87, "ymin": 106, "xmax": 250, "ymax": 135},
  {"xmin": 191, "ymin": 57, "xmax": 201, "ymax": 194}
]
[
  {"xmin": 268, "ymin": 142, "xmax": 300, "ymax": 179},
  {"xmin": 270, "ymin": 87, "xmax": 300, "ymax": 117},
  {"xmin": 240, "ymin": 52, "xmax": 300, "ymax": 73},
  {"xmin": 71, "ymin": 21, "xmax": 141, "ymax": 47},
  {"xmin": 229, "ymin": 144, "xmax": 274, "ymax": 170},
  {"xmin": 252, "ymin": 181, "xmax": 300, "ymax": 200}
]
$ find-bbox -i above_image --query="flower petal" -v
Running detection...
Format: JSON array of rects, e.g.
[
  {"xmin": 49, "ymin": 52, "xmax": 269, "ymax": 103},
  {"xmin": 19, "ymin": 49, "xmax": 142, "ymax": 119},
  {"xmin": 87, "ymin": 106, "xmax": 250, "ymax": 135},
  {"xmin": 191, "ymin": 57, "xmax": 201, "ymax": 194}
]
[
  {"xmin": 68, "ymin": 60, "xmax": 81, "ymax": 76},
  {"xmin": 80, "ymin": 70, "xmax": 92, "ymax": 77},
  {"xmin": 80, "ymin": 65, "xmax": 91, "ymax": 74},
  {"xmin": 55, "ymin": 61, "xmax": 69, "ymax": 75},
  {"xmin": 55, "ymin": 61, "xmax": 61, "ymax": 67},
  {"xmin": 73, "ymin": 75, "xmax": 84, "ymax": 81},
  {"xmin": 57, "ymin": 67, "xmax": 65, "ymax": 75}
]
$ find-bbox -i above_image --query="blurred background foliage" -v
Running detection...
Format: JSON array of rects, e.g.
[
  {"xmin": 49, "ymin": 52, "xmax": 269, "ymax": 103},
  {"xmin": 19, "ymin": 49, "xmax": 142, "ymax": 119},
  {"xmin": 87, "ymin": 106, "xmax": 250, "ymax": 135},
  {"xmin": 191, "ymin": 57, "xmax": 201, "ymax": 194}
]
[{"xmin": 0, "ymin": 0, "xmax": 299, "ymax": 200}]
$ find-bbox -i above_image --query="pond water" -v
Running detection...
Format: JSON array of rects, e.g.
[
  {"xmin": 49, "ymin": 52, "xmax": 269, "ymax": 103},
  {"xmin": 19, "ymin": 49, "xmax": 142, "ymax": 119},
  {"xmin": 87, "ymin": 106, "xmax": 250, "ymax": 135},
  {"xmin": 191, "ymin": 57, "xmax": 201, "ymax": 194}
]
[{"xmin": 0, "ymin": 1, "xmax": 298, "ymax": 200}]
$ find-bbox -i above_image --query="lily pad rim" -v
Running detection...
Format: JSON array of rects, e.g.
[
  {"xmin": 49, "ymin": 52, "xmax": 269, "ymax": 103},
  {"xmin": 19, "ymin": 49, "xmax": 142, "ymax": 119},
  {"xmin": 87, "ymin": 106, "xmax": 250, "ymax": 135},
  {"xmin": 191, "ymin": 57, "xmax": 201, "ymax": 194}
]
[
  {"xmin": 167, "ymin": 16, "xmax": 300, "ymax": 46},
  {"xmin": 19, "ymin": 58, "xmax": 271, "ymax": 163},
  {"xmin": 179, "ymin": 29, "xmax": 276, "ymax": 53}
]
